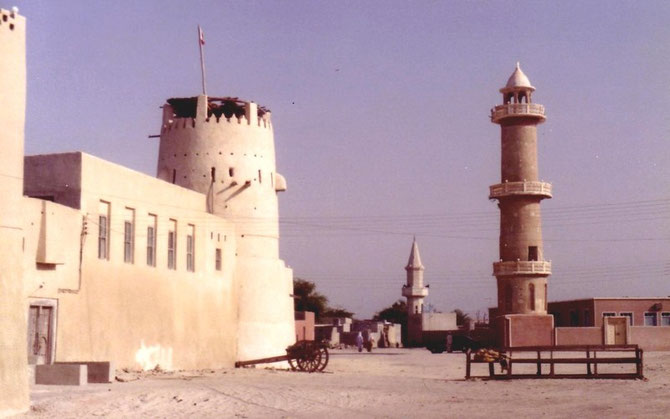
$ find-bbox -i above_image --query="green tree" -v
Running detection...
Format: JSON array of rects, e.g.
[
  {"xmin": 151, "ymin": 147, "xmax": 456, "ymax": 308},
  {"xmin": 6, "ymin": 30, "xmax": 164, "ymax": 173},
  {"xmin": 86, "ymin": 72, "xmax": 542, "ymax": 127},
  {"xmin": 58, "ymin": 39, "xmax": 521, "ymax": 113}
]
[
  {"xmin": 322, "ymin": 307, "xmax": 354, "ymax": 319},
  {"xmin": 293, "ymin": 278, "xmax": 328, "ymax": 318},
  {"xmin": 453, "ymin": 309, "xmax": 472, "ymax": 326},
  {"xmin": 374, "ymin": 300, "xmax": 408, "ymax": 345},
  {"xmin": 293, "ymin": 278, "xmax": 353, "ymax": 321}
]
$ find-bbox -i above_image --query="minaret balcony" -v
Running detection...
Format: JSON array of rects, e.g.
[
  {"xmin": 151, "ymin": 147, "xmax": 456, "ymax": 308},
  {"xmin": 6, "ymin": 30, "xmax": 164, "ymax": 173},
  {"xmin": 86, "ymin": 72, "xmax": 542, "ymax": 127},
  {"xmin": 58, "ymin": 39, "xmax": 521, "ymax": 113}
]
[
  {"xmin": 490, "ymin": 103, "xmax": 546, "ymax": 123},
  {"xmin": 402, "ymin": 286, "xmax": 428, "ymax": 298},
  {"xmin": 489, "ymin": 181, "xmax": 552, "ymax": 199},
  {"xmin": 493, "ymin": 260, "xmax": 551, "ymax": 276}
]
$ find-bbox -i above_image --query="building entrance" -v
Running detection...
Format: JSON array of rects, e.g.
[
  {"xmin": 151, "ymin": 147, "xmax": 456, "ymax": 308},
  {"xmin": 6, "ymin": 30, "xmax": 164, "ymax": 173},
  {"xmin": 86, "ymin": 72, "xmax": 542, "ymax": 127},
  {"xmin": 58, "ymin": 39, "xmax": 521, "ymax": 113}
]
[
  {"xmin": 604, "ymin": 316, "xmax": 627, "ymax": 345},
  {"xmin": 27, "ymin": 302, "xmax": 56, "ymax": 365}
]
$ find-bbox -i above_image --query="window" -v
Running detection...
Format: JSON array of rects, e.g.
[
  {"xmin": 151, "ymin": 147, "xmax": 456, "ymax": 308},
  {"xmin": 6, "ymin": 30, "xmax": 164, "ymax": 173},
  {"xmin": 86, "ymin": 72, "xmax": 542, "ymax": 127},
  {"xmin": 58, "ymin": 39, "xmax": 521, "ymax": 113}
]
[
  {"xmin": 229, "ymin": 167, "xmax": 234, "ymax": 177},
  {"xmin": 147, "ymin": 214, "xmax": 157, "ymax": 267},
  {"xmin": 569, "ymin": 310, "xmax": 579, "ymax": 326},
  {"xmin": 215, "ymin": 248, "xmax": 222, "ymax": 271},
  {"xmin": 584, "ymin": 309, "xmax": 592, "ymax": 326},
  {"xmin": 662, "ymin": 313, "xmax": 670, "ymax": 327},
  {"xmin": 123, "ymin": 208, "xmax": 135, "ymax": 264},
  {"xmin": 528, "ymin": 246, "xmax": 538, "ymax": 261},
  {"xmin": 619, "ymin": 312, "xmax": 633, "ymax": 326},
  {"xmin": 644, "ymin": 312, "xmax": 658, "ymax": 326},
  {"xmin": 529, "ymin": 283, "xmax": 535, "ymax": 311},
  {"xmin": 124, "ymin": 222, "xmax": 133, "ymax": 263},
  {"xmin": 602, "ymin": 312, "xmax": 616, "ymax": 317},
  {"xmin": 167, "ymin": 219, "xmax": 177, "ymax": 270},
  {"xmin": 98, "ymin": 201, "xmax": 110, "ymax": 260},
  {"xmin": 186, "ymin": 224, "xmax": 195, "ymax": 272}
]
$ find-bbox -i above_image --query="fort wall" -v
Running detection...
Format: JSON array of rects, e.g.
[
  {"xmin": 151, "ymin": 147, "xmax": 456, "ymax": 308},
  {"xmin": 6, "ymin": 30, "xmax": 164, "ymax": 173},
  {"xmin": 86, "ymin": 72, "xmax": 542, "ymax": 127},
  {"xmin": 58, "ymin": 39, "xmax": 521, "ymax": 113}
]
[
  {"xmin": 0, "ymin": 7, "xmax": 29, "ymax": 415},
  {"xmin": 156, "ymin": 95, "xmax": 294, "ymax": 363},
  {"xmin": 24, "ymin": 153, "xmax": 241, "ymax": 369}
]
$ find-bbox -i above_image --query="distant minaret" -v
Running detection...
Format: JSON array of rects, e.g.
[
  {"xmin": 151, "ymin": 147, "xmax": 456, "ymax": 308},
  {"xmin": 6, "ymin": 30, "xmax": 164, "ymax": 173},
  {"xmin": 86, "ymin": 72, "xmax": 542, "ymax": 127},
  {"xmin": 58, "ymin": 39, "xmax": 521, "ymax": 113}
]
[
  {"xmin": 490, "ymin": 63, "xmax": 552, "ymax": 317},
  {"xmin": 402, "ymin": 238, "xmax": 428, "ymax": 315}
]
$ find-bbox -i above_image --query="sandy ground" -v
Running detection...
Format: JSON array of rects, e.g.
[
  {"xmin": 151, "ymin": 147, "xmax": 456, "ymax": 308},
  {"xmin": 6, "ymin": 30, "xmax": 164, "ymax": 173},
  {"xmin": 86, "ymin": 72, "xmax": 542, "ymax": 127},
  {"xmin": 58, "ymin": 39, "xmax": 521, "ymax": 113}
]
[{"xmin": 20, "ymin": 349, "xmax": 670, "ymax": 418}]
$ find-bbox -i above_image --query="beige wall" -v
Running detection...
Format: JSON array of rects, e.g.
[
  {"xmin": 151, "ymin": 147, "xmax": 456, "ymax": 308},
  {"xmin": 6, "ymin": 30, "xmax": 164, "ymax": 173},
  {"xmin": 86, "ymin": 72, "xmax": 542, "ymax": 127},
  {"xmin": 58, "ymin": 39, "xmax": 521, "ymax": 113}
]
[
  {"xmin": 501, "ymin": 314, "xmax": 554, "ymax": 347},
  {"xmin": 24, "ymin": 153, "xmax": 241, "ymax": 370},
  {"xmin": 156, "ymin": 95, "xmax": 295, "ymax": 362},
  {"xmin": 630, "ymin": 327, "xmax": 670, "ymax": 351},
  {"xmin": 554, "ymin": 327, "xmax": 601, "ymax": 346},
  {"xmin": 0, "ymin": 8, "xmax": 29, "ymax": 416}
]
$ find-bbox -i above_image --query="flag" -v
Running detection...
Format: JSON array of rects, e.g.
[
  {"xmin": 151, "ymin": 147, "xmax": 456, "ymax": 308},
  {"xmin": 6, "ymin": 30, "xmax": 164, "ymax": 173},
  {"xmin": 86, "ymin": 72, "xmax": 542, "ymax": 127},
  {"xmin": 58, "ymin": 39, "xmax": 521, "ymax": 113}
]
[{"xmin": 198, "ymin": 26, "xmax": 205, "ymax": 46}]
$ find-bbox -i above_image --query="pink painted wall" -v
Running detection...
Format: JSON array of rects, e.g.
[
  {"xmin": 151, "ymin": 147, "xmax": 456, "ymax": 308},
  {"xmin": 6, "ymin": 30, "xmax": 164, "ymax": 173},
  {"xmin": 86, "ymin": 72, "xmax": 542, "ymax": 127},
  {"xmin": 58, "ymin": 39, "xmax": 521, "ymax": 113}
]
[
  {"xmin": 503, "ymin": 315, "xmax": 554, "ymax": 347},
  {"xmin": 555, "ymin": 327, "xmax": 601, "ymax": 345},
  {"xmin": 294, "ymin": 311, "xmax": 315, "ymax": 341},
  {"xmin": 630, "ymin": 326, "xmax": 670, "ymax": 351}
]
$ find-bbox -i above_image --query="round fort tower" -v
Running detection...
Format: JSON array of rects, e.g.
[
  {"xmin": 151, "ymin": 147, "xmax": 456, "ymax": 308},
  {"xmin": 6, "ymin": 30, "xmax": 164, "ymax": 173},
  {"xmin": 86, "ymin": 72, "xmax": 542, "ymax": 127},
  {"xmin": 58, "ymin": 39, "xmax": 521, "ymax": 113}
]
[
  {"xmin": 0, "ymin": 7, "xmax": 29, "ymax": 414},
  {"xmin": 490, "ymin": 63, "xmax": 552, "ymax": 316},
  {"xmin": 156, "ymin": 95, "xmax": 293, "ymax": 361}
]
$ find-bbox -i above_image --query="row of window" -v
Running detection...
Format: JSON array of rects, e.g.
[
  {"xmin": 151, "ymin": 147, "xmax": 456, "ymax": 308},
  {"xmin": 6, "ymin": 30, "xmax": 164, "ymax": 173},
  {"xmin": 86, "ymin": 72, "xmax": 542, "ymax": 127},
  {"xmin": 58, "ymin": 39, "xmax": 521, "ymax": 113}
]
[
  {"xmin": 603, "ymin": 311, "xmax": 670, "ymax": 327},
  {"xmin": 97, "ymin": 201, "xmax": 222, "ymax": 272}
]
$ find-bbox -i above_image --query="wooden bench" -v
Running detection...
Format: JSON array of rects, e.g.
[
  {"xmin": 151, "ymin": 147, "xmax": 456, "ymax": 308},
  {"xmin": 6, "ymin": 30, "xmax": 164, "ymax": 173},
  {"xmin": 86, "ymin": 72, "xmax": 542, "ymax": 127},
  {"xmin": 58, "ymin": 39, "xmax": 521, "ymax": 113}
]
[{"xmin": 465, "ymin": 345, "xmax": 643, "ymax": 380}]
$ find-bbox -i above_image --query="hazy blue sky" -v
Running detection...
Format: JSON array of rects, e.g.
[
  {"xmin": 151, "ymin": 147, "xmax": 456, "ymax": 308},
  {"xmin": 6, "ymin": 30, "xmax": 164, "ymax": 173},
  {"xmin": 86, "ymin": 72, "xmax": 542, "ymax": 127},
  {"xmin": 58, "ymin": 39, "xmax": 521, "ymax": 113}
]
[{"xmin": 13, "ymin": 0, "xmax": 670, "ymax": 318}]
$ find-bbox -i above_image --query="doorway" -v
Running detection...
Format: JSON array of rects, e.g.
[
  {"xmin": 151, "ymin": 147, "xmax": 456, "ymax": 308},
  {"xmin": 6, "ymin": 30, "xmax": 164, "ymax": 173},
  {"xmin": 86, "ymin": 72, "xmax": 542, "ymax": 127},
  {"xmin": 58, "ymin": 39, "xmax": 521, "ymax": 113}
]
[
  {"xmin": 604, "ymin": 316, "xmax": 627, "ymax": 345},
  {"xmin": 27, "ymin": 300, "xmax": 57, "ymax": 365}
]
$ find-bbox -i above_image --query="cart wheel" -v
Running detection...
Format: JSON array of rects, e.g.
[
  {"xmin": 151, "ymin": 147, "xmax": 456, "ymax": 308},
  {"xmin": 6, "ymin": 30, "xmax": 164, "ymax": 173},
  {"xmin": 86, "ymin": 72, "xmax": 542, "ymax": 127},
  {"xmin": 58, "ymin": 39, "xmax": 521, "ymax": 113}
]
[
  {"xmin": 317, "ymin": 347, "xmax": 329, "ymax": 372},
  {"xmin": 288, "ymin": 357, "xmax": 298, "ymax": 371},
  {"xmin": 297, "ymin": 350, "xmax": 321, "ymax": 373}
]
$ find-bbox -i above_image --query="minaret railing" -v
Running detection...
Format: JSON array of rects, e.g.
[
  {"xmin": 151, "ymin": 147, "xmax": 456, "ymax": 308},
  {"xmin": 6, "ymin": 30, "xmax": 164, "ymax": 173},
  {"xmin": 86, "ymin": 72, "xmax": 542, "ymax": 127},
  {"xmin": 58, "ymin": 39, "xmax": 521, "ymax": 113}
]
[
  {"xmin": 489, "ymin": 181, "xmax": 552, "ymax": 199},
  {"xmin": 490, "ymin": 103, "xmax": 545, "ymax": 122},
  {"xmin": 493, "ymin": 261, "xmax": 552, "ymax": 276}
]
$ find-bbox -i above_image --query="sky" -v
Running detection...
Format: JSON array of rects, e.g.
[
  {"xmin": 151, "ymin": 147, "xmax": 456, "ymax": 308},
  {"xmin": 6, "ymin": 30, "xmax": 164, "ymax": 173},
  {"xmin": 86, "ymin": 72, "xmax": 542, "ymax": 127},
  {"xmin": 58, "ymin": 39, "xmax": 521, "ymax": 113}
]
[{"xmin": 12, "ymin": 0, "xmax": 670, "ymax": 319}]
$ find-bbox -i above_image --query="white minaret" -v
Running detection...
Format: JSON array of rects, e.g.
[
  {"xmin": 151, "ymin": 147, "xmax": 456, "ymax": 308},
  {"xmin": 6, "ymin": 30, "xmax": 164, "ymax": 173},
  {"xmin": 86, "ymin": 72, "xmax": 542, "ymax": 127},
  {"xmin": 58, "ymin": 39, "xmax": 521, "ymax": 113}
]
[{"xmin": 402, "ymin": 238, "xmax": 428, "ymax": 315}]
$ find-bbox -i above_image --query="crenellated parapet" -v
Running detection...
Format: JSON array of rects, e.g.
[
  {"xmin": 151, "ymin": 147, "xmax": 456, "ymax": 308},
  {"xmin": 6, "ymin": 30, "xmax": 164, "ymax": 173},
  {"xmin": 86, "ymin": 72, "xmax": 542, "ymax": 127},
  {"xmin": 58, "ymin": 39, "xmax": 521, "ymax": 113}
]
[
  {"xmin": 161, "ymin": 114, "xmax": 272, "ymax": 133},
  {"xmin": 161, "ymin": 96, "xmax": 272, "ymax": 133}
]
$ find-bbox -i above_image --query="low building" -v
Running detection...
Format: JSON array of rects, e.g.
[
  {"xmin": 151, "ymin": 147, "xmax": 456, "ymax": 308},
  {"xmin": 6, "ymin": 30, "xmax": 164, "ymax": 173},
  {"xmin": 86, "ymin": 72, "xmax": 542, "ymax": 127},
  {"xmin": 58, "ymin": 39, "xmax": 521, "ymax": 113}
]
[
  {"xmin": 549, "ymin": 297, "xmax": 670, "ymax": 327},
  {"xmin": 295, "ymin": 311, "xmax": 315, "ymax": 341}
]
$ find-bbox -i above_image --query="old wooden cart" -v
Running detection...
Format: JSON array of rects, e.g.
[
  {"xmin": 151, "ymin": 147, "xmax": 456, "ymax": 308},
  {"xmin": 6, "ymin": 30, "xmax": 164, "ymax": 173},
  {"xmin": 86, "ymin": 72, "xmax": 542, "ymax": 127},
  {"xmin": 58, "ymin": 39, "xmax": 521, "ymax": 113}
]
[{"xmin": 234, "ymin": 340, "xmax": 329, "ymax": 373}]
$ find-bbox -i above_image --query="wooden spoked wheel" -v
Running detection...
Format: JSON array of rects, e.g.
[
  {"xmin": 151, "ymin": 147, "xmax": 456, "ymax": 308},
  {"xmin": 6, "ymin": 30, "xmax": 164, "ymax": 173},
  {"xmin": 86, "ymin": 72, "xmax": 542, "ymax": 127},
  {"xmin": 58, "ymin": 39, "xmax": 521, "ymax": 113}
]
[
  {"xmin": 316, "ymin": 347, "xmax": 329, "ymax": 372},
  {"xmin": 288, "ymin": 357, "xmax": 299, "ymax": 371}
]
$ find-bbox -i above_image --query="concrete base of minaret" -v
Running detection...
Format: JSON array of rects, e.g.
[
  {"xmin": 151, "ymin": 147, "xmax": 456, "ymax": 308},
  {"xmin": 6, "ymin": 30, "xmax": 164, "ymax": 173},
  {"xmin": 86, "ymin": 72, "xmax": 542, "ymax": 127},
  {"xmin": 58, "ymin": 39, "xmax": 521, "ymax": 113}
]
[{"xmin": 494, "ymin": 314, "xmax": 554, "ymax": 348}]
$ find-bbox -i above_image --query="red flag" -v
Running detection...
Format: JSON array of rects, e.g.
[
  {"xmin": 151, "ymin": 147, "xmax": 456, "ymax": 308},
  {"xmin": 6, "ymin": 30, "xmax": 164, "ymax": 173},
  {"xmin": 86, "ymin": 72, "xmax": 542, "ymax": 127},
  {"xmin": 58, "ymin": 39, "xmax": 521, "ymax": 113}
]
[{"xmin": 198, "ymin": 26, "xmax": 205, "ymax": 45}]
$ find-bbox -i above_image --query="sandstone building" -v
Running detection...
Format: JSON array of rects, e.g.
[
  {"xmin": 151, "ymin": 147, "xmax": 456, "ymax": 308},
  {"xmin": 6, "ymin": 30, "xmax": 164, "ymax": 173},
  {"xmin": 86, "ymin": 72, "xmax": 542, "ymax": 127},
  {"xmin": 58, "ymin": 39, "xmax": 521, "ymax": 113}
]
[{"xmin": 1, "ymin": 9, "xmax": 294, "ymax": 415}]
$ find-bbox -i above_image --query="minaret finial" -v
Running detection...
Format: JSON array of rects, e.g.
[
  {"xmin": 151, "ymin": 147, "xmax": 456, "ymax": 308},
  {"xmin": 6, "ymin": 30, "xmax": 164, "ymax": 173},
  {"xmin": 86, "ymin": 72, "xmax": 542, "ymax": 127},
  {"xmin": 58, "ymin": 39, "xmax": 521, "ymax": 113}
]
[{"xmin": 516, "ymin": 61, "xmax": 520, "ymax": 69}]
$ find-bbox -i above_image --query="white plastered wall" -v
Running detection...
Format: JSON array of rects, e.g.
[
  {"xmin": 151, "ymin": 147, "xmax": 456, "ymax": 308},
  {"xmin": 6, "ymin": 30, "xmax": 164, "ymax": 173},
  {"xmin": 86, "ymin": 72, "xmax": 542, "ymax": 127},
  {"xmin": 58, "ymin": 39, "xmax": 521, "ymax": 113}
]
[
  {"xmin": 157, "ymin": 95, "xmax": 295, "ymax": 361},
  {"xmin": 0, "ymin": 8, "xmax": 29, "ymax": 415}
]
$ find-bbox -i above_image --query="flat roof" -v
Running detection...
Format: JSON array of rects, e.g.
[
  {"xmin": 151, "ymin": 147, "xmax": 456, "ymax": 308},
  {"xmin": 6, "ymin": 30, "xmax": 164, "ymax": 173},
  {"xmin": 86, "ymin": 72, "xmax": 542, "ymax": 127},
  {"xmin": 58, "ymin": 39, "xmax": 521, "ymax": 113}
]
[{"xmin": 549, "ymin": 297, "xmax": 670, "ymax": 304}]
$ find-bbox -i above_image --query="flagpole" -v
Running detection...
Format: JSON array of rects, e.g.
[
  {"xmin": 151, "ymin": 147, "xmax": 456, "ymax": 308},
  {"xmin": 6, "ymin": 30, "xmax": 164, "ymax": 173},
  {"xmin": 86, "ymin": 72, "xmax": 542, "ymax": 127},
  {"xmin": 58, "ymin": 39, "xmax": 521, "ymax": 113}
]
[{"xmin": 198, "ymin": 25, "xmax": 207, "ymax": 95}]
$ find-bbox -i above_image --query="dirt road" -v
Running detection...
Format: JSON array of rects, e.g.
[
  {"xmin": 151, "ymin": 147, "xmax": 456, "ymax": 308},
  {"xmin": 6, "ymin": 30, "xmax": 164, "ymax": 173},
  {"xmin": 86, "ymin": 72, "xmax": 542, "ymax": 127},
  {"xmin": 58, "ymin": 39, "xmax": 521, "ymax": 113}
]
[{"xmin": 22, "ymin": 349, "xmax": 670, "ymax": 418}]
